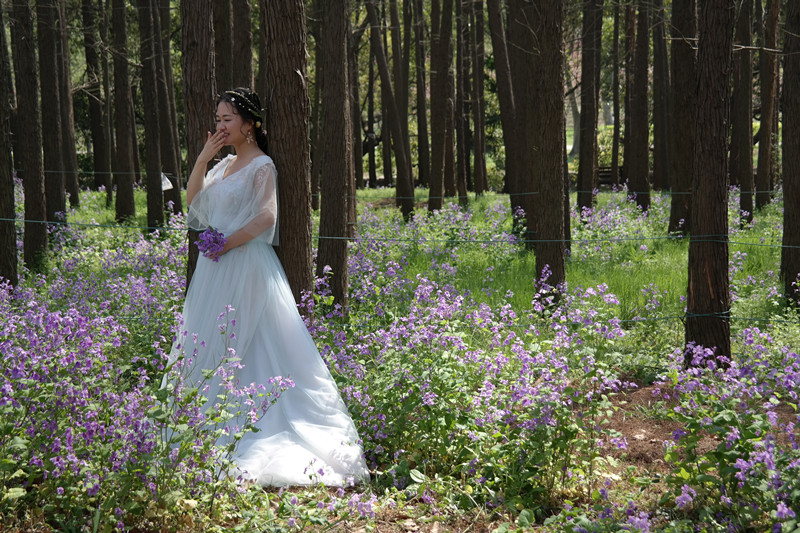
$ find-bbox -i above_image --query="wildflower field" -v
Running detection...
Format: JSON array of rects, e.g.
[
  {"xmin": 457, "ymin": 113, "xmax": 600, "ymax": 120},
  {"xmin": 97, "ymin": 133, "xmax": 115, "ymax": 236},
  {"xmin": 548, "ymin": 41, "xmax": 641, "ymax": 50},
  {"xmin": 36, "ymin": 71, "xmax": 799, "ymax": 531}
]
[{"xmin": 1, "ymin": 185, "xmax": 799, "ymax": 532}]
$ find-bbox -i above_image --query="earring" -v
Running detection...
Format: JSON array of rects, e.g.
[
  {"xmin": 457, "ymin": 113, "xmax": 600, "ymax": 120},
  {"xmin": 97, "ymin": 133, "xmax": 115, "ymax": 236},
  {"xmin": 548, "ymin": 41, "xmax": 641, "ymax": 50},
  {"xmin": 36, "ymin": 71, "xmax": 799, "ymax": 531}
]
[{"xmin": 247, "ymin": 130, "xmax": 254, "ymax": 144}]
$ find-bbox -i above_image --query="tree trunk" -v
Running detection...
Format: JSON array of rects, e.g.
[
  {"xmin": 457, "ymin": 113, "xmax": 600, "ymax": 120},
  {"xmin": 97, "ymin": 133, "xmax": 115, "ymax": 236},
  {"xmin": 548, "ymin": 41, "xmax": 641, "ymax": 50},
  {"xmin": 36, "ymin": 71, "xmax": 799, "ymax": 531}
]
[
  {"xmin": 138, "ymin": 0, "xmax": 164, "ymax": 230},
  {"xmin": 152, "ymin": 4, "xmax": 182, "ymax": 215},
  {"xmin": 213, "ymin": 0, "xmax": 233, "ymax": 93},
  {"xmin": 310, "ymin": 2, "xmax": 323, "ymax": 211},
  {"xmin": 506, "ymin": 0, "xmax": 537, "ymax": 245},
  {"xmin": 351, "ymin": 17, "xmax": 367, "ymax": 192},
  {"xmin": 577, "ymin": 0, "xmax": 603, "ymax": 212},
  {"xmin": 471, "ymin": 0, "xmax": 487, "ymax": 194},
  {"xmin": 113, "ymin": 0, "xmax": 136, "ymax": 222},
  {"xmin": 367, "ymin": 0, "xmax": 414, "ymax": 219},
  {"xmin": 0, "ymin": 4, "xmax": 17, "ymax": 285},
  {"xmin": 782, "ymin": 0, "xmax": 800, "ymax": 305},
  {"xmin": 367, "ymin": 50, "xmax": 379, "ymax": 188},
  {"xmin": 627, "ymin": 1, "xmax": 650, "ymax": 211},
  {"xmin": 685, "ymin": 0, "xmax": 734, "ymax": 366},
  {"xmin": 428, "ymin": 0, "xmax": 453, "ymax": 211},
  {"xmin": 610, "ymin": 1, "xmax": 621, "ymax": 187},
  {"xmin": 316, "ymin": 0, "xmax": 352, "ymax": 308},
  {"xmin": 444, "ymin": 51, "xmax": 456, "ymax": 198},
  {"xmin": 11, "ymin": 0, "xmax": 48, "ymax": 271},
  {"xmin": 181, "ymin": 0, "xmax": 215, "ymax": 288},
  {"xmin": 100, "ymin": 0, "xmax": 114, "ymax": 207},
  {"xmin": 668, "ymin": 0, "xmax": 696, "ymax": 235},
  {"xmin": 455, "ymin": 0, "xmax": 469, "ymax": 206},
  {"xmin": 57, "ymin": 0, "xmax": 80, "ymax": 207},
  {"xmin": 731, "ymin": 0, "xmax": 754, "ymax": 225},
  {"xmin": 622, "ymin": 4, "xmax": 635, "ymax": 185},
  {"xmin": 159, "ymin": 0, "xmax": 180, "ymax": 172},
  {"xmin": 530, "ymin": 0, "xmax": 566, "ymax": 286},
  {"xmin": 38, "ymin": 0, "xmax": 66, "ymax": 223},
  {"xmin": 413, "ymin": 0, "xmax": 430, "ymax": 188},
  {"xmin": 83, "ymin": 0, "xmax": 111, "ymax": 192},
  {"xmin": 487, "ymin": 0, "xmax": 523, "ymax": 226},
  {"xmin": 755, "ymin": 0, "xmax": 779, "ymax": 209},
  {"xmin": 232, "ymin": 0, "xmax": 253, "ymax": 87},
  {"xmin": 652, "ymin": 0, "xmax": 669, "ymax": 190},
  {"xmin": 262, "ymin": 0, "xmax": 314, "ymax": 301}
]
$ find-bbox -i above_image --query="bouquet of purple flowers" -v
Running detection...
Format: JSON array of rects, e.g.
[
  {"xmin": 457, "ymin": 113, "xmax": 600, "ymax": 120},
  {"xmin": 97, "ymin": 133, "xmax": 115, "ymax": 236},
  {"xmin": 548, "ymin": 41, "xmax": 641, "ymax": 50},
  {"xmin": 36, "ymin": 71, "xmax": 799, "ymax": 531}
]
[{"xmin": 196, "ymin": 227, "xmax": 227, "ymax": 262}]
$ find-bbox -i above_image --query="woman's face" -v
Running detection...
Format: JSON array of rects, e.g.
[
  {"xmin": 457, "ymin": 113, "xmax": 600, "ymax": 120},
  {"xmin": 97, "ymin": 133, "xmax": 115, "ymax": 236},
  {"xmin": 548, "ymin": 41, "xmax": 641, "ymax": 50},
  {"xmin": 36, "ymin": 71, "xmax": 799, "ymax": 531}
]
[{"xmin": 215, "ymin": 101, "xmax": 249, "ymax": 146}]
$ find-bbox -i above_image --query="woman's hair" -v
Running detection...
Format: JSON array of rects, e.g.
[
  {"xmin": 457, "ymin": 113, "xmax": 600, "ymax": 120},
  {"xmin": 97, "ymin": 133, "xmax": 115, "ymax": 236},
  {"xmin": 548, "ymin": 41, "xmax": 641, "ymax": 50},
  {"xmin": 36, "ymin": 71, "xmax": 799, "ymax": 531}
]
[{"xmin": 217, "ymin": 87, "xmax": 268, "ymax": 154}]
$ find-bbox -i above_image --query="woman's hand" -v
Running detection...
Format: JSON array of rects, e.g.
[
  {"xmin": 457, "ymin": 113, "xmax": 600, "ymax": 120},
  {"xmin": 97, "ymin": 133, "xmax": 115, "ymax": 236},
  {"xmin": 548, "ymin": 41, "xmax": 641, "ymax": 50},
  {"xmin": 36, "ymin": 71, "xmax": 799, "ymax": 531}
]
[{"xmin": 197, "ymin": 130, "xmax": 226, "ymax": 166}]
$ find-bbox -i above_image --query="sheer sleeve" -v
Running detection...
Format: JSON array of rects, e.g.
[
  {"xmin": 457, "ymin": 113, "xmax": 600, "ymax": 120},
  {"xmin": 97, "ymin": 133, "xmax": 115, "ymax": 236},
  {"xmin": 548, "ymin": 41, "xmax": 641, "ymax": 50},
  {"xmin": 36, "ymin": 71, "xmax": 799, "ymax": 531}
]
[
  {"xmin": 240, "ymin": 160, "xmax": 279, "ymax": 245},
  {"xmin": 186, "ymin": 157, "xmax": 228, "ymax": 230}
]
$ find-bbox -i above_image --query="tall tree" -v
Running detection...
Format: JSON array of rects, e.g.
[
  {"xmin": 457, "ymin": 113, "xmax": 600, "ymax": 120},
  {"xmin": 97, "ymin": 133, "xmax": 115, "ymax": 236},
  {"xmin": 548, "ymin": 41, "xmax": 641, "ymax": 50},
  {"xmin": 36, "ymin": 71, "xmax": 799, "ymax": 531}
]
[
  {"xmin": 507, "ymin": 0, "xmax": 539, "ymax": 246},
  {"xmin": 782, "ymin": 0, "xmax": 800, "ymax": 305},
  {"xmin": 262, "ymin": 0, "xmax": 314, "ymax": 300},
  {"xmin": 627, "ymin": 1, "xmax": 650, "ymax": 211},
  {"xmin": 470, "ymin": 0, "xmax": 487, "ymax": 194},
  {"xmin": 428, "ymin": 0, "xmax": 454, "ymax": 211},
  {"xmin": 610, "ymin": 1, "xmax": 621, "ymax": 187},
  {"xmin": 151, "ymin": 4, "xmax": 182, "ymax": 214},
  {"xmin": 232, "ymin": 0, "xmax": 253, "ymax": 87},
  {"xmin": 181, "ymin": 0, "xmax": 215, "ymax": 287},
  {"xmin": 316, "ymin": 0, "xmax": 352, "ymax": 308},
  {"xmin": 138, "ymin": 0, "xmax": 164, "ymax": 230},
  {"xmin": 755, "ymin": 0, "xmax": 779, "ymax": 208},
  {"xmin": 577, "ymin": 0, "xmax": 603, "ymax": 212},
  {"xmin": 113, "ymin": 0, "xmax": 136, "ymax": 222},
  {"xmin": 10, "ymin": 0, "xmax": 48, "ymax": 271},
  {"xmin": 366, "ymin": 0, "xmax": 414, "ymax": 219},
  {"xmin": 455, "ymin": 0, "xmax": 469, "ymax": 206},
  {"xmin": 0, "ymin": 3, "xmax": 17, "ymax": 285},
  {"xmin": 213, "ymin": 0, "xmax": 233, "ymax": 93},
  {"xmin": 651, "ymin": 0, "xmax": 669, "ymax": 190},
  {"xmin": 38, "ymin": 0, "xmax": 66, "ymax": 222},
  {"xmin": 57, "ymin": 0, "xmax": 80, "ymax": 207},
  {"xmin": 668, "ymin": 0, "xmax": 697, "ymax": 234},
  {"xmin": 487, "ymin": 0, "xmax": 522, "ymax": 225},
  {"xmin": 731, "ymin": 0, "xmax": 754, "ymax": 225},
  {"xmin": 413, "ymin": 0, "xmax": 430, "ymax": 188},
  {"xmin": 100, "ymin": 0, "xmax": 114, "ymax": 207},
  {"xmin": 82, "ymin": 0, "xmax": 112, "ymax": 192},
  {"xmin": 685, "ymin": 0, "xmax": 735, "ymax": 366},
  {"xmin": 529, "ymin": 0, "xmax": 566, "ymax": 287},
  {"xmin": 350, "ymin": 16, "xmax": 368, "ymax": 193},
  {"xmin": 621, "ymin": 4, "xmax": 635, "ymax": 185}
]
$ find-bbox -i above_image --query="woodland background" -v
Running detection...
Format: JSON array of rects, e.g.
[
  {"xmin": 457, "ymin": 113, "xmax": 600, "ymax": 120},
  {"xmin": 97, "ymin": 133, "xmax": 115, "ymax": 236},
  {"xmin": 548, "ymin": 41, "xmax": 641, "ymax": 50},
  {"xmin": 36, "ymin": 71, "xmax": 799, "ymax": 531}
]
[{"xmin": 1, "ymin": 0, "xmax": 800, "ymax": 368}]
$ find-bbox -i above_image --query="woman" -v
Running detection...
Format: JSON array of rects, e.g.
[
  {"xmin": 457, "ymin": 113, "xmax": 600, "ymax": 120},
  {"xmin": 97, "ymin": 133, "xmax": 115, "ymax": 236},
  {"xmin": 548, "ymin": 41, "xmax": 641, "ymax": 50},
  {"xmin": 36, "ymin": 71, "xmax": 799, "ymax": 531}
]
[{"xmin": 173, "ymin": 87, "xmax": 369, "ymax": 487}]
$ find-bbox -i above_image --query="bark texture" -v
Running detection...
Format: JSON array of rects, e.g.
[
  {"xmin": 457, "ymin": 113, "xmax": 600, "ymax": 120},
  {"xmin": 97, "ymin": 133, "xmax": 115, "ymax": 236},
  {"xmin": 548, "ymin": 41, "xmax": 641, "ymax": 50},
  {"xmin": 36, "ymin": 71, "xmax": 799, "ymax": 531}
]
[
  {"xmin": 181, "ymin": 0, "xmax": 215, "ymax": 287},
  {"xmin": 685, "ymin": 0, "xmax": 735, "ymax": 365},
  {"xmin": 113, "ymin": 0, "xmax": 136, "ymax": 222},
  {"xmin": 668, "ymin": 0, "xmax": 696, "ymax": 234},
  {"xmin": 731, "ymin": 0, "xmax": 754, "ymax": 224},
  {"xmin": 782, "ymin": 0, "xmax": 800, "ymax": 305},
  {"xmin": 0, "ymin": 3, "xmax": 17, "ymax": 285},
  {"xmin": 11, "ymin": 0, "xmax": 48, "ymax": 271},
  {"xmin": 316, "ymin": 0, "xmax": 352, "ymax": 308},
  {"xmin": 262, "ymin": 0, "xmax": 314, "ymax": 301}
]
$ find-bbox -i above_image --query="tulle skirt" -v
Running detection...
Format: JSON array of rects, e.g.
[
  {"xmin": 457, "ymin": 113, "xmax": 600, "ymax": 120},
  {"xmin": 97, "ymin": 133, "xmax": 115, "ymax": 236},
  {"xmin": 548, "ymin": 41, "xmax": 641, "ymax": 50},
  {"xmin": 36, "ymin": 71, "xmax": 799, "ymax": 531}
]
[{"xmin": 171, "ymin": 240, "xmax": 369, "ymax": 486}]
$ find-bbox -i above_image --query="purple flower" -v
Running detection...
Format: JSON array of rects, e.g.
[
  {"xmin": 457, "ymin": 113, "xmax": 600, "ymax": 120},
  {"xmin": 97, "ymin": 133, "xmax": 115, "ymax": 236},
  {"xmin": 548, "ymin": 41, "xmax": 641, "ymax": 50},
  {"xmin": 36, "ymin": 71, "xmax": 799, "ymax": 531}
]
[
  {"xmin": 195, "ymin": 227, "xmax": 227, "ymax": 261},
  {"xmin": 776, "ymin": 501, "xmax": 796, "ymax": 520},
  {"xmin": 675, "ymin": 485, "xmax": 696, "ymax": 510}
]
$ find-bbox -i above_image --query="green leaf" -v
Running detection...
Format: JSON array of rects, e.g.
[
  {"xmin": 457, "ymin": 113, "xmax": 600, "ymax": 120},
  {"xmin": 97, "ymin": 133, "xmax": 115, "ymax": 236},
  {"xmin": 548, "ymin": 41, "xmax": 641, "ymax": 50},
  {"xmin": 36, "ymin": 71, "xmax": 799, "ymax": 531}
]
[
  {"xmin": 517, "ymin": 509, "xmax": 533, "ymax": 527},
  {"xmin": 409, "ymin": 469, "xmax": 427, "ymax": 484},
  {"xmin": 2, "ymin": 487, "xmax": 26, "ymax": 501}
]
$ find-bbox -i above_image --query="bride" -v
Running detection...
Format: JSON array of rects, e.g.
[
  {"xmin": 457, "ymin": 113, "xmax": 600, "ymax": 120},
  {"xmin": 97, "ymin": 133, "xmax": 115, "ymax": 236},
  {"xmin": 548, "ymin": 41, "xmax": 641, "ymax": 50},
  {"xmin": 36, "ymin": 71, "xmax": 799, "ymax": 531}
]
[{"xmin": 170, "ymin": 87, "xmax": 369, "ymax": 487}]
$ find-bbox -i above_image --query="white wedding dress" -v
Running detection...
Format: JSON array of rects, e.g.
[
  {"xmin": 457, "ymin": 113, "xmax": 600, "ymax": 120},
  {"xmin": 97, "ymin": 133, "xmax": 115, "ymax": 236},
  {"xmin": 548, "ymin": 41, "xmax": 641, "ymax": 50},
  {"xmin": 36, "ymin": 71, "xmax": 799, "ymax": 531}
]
[{"xmin": 171, "ymin": 154, "xmax": 369, "ymax": 487}]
